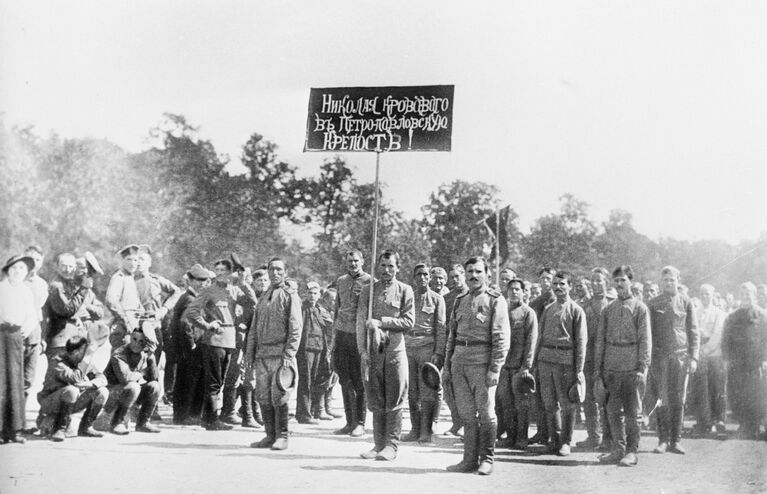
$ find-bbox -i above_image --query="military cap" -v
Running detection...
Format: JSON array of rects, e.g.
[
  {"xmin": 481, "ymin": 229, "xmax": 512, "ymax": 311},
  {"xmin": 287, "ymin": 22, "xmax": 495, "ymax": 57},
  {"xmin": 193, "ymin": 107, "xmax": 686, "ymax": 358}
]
[
  {"xmin": 187, "ymin": 263, "xmax": 212, "ymax": 280},
  {"xmin": 2, "ymin": 254, "xmax": 34, "ymax": 274},
  {"xmin": 421, "ymin": 362, "xmax": 441, "ymax": 391},
  {"xmin": 118, "ymin": 244, "xmax": 140, "ymax": 257},
  {"xmin": 276, "ymin": 362, "xmax": 297, "ymax": 392},
  {"xmin": 138, "ymin": 244, "xmax": 152, "ymax": 255},
  {"xmin": 230, "ymin": 252, "xmax": 244, "ymax": 272},
  {"xmin": 83, "ymin": 251, "xmax": 104, "ymax": 276},
  {"xmin": 306, "ymin": 281, "xmax": 320, "ymax": 291}
]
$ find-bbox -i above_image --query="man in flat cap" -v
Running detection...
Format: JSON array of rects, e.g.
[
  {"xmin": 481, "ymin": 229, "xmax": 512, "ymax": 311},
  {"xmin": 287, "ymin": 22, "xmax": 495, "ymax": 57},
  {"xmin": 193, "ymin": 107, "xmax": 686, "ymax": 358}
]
[
  {"xmin": 187, "ymin": 258, "xmax": 253, "ymax": 431},
  {"xmin": 170, "ymin": 264, "xmax": 212, "ymax": 425},
  {"xmin": 357, "ymin": 250, "xmax": 415, "ymax": 461},
  {"xmin": 244, "ymin": 257, "xmax": 303, "ymax": 450},
  {"xmin": 403, "ymin": 263, "xmax": 445, "ymax": 444},
  {"xmin": 106, "ymin": 245, "xmax": 144, "ymax": 351}
]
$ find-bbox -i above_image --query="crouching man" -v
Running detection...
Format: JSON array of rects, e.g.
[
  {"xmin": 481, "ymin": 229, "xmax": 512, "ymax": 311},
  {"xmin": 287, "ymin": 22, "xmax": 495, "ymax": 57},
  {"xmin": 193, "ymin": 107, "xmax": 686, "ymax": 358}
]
[
  {"xmin": 103, "ymin": 328, "xmax": 161, "ymax": 434},
  {"xmin": 37, "ymin": 335, "xmax": 109, "ymax": 441}
]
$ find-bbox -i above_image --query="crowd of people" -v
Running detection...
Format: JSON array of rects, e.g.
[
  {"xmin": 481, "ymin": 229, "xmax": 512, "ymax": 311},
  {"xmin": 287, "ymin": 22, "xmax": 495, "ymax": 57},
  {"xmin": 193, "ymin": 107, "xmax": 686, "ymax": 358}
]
[{"xmin": 1, "ymin": 243, "xmax": 766, "ymax": 476}]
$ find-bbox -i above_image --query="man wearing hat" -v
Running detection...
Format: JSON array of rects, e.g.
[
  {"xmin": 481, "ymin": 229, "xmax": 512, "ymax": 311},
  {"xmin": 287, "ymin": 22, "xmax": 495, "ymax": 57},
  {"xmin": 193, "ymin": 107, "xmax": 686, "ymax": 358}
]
[
  {"xmin": 331, "ymin": 249, "xmax": 372, "ymax": 437},
  {"xmin": 106, "ymin": 244, "xmax": 144, "ymax": 350},
  {"xmin": 535, "ymin": 270, "xmax": 587, "ymax": 457},
  {"xmin": 37, "ymin": 335, "xmax": 109, "ymax": 441},
  {"xmin": 187, "ymin": 258, "xmax": 253, "ymax": 431},
  {"xmin": 45, "ymin": 253, "xmax": 103, "ymax": 361},
  {"xmin": 295, "ymin": 281, "xmax": 334, "ymax": 424},
  {"xmin": 442, "ymin": 263, "xmax": 469, "ymax": 437},
  {"xmin": 357, "ymin": 250, "xmax": 415, "ymax": 461},
  {"xmin": 496, "ymin": 278, "xmax": 538, "ymax": 450},
  {"xmin": 0, "ymin": 254, "xmax": 37, "ymax": 444},
  {"xmin": 594, "ymin": 265, "xmax": 651, "ymax": 467},
  {"xmin": 220, "ymin": 252, "xmax": 259, "ymax": 427},
  {"xmin": 444, "ymin": 256, "xmax": 509, "ymax": 475},
  {"xmin": 103, "ymin": 328, "xmax": 161, "ymax": 434},
  {"xmin": 403, "ymin": 263, "xmax": 445, "ymax": 444},
  {"xmin": 244, "ymin": 257, "xmax": 303, "ymax": 450},
  {"xmin": 169, "ymin": 264, "xmax": 212, "ymax": 425},
  {"xmin": 647, "ymin": 265, "xmax": 699, "ymax": 454}
]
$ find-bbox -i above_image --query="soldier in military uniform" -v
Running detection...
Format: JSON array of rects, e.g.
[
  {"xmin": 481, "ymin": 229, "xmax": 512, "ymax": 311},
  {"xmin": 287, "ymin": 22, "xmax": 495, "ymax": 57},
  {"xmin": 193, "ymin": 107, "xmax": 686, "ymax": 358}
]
[
  {"xmin": 442, "ymin": 263, "xmax": 469, "ymax": 436},
  {"xmin": 528, "ymin": 267, "xmax": 557, "ymax": 445},
  {"xmin": 594, "ymin": 266, "xmax": 651, "ymax": 467},
  {"xmin": 331, "ymin": 250, "xmax": 372, "ymax": 437},
  {"xmin": 647, "ymin": 266, "xmax": 699, "ymax": 454},
  {"xmin": 535, "ymin": 271, "xmax": 587, "ymax": 457},
  {"xmin": 445, "ymin": 256, "xmax": 510, "ymax": 475},
  {"xmin": 429, "ymin": 266, "xmax": 450, "ymax": 296},
  {"xmin": 402, "ymin": 263, "xmax": 445, "ymax": 444},
  {"xmin": 496, "ymin": 278, "xmax": 537, "ymax": 450},
  {"xmin": 577, "ymin": 267, "xmax": 612, "ymax": 451},
  {"xmin": 186, "ymin": 259, "xmax": 253, "ymax": 431},
  {"xmin": 357, "ymin": 250, "xmax": 415, "ymax": 461},
  {"xmin": 244, "ymin": 257, "xmax": 303, "ymax": 450},
  {"xmin": 105, "ymin": 245, "xmax": 144, "ymax": 351}
]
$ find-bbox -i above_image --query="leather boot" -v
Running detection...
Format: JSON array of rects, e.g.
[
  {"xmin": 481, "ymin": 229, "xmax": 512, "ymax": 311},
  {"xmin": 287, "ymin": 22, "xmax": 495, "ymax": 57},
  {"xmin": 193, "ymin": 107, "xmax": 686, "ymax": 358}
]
[
  {"xmin": 240, "ymin": 388, "xmax": 260, "ymax": 428},
  {"xmin": 447, "ymin": 420, "xmax": 479, "ymax": 472},
  {"xmin": 313, "ymin": 399, "xmax": 333, "ymax": 421},
  {"xmin": 325, "ymin": 389, "xmax": 343, "ymax": 418},
  {"xmin": 78, "ymin": 402, "xmax": 104, "ymax": 438},
  {"xmin": 403, "ymin": 404, "xmax": 420, "ymax": 442},
  {"xmin": 136, "ymin": 404, "xmax": 161, "ymax": 433},
  {"xmin": 271, "ymin": 404, "xmax": 289, "ymax": 450},
  {"xmin": 335, "ymin": 386, "xmax": 355, "ymax": 434},
  {"xmin": 252, "ymin": 398, "xmax": 264, "ymax": 425},
  {"xmin": 51, "ymin": 403, "xmax": 74, "ymax": 442},
  {"xmin": 514, "ymin": 407, "xmax": 529, "ymax": 450},
  {"xmin": 478, "ymin": 422, "xmax": 497, "ymax": 475},
  {"xmin": 220, "ymin": 387, "xmax": 238, "ymax": 424},
  {"xmin": 111, "ymin": 404, "xmax": 130, "ymax": 435},
  {"xmin": 251, "ymin": 404, "xmax": 276, "ymax": 448},
  {"xmin": 418, "ymin": 403, "xmax": 434, "ymax": 444}
]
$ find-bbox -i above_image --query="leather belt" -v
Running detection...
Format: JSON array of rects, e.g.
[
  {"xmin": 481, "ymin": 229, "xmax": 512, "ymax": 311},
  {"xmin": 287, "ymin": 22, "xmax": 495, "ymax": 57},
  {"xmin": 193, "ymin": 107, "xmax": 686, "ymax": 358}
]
[
  {"xmin": 410, "ymin": 330, "xmax": 432, "ymax": 338},
  {"xmin": 542, "ymin": 344, "xmax": 572, "ymax": 350},
  {"xmin": 454, "ymin": 339, "xmax": 489, "ymax": 347},
  {"xmin": 607, "ymin": 341, "xmax": 637, "ymax": 347}
]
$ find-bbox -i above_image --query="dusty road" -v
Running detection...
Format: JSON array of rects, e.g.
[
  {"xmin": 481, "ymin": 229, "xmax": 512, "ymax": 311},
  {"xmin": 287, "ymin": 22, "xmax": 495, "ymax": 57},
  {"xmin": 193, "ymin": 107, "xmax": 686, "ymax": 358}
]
[{"xmin": 2, "ymin": 349, "xmax": 765, "ymax": 494}]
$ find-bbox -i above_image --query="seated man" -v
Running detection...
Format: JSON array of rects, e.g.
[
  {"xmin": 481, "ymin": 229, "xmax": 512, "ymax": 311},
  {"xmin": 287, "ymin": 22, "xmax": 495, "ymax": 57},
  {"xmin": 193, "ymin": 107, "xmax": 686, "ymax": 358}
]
[
  {"xmin": 103, "ymin": 328, "xmax": 161, "ymax": 434},
  {"xmin": 37, "ymin": 335, "xmax": 109, "ymax": 442}
]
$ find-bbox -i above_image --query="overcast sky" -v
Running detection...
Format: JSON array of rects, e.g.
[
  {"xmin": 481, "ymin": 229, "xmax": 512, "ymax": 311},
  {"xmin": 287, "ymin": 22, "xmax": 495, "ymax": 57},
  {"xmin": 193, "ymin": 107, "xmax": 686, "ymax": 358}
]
[{"xmin": 2, "ymin": 1, "xmax": 765, "ymax": 244}]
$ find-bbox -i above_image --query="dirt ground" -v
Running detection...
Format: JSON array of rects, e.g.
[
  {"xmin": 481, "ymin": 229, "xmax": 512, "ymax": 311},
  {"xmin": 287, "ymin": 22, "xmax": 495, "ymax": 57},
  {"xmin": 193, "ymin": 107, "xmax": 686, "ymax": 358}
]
[{"xmin": 2, "ymin": 348, "xmax": 766, "ymax": 494}]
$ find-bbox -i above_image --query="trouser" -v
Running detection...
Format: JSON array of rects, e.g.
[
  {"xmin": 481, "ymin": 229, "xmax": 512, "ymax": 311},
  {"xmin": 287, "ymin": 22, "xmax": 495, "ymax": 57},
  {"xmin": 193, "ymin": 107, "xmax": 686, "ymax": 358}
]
[
  {"xmin": 532, "ymin": 366, "xmax": 548, "ymax": 439},
  {"xmin": 254, "ymin": 357, "xmax": 294, "ymax": 407},
  {"xmin": 334, "ymin": 332, "xmax": 366, "ymax": 427},
  {"xmin": 23, "ymin": 341, "xmax": 40, "ymax": 429},
  {"xmin": 728, "ymin": 364, "xmax": 766, "ymax": 433},
  {"xmin": 296, "ymin": 350, "xmax": 322, "ymax": 420},
  {"xmin": 0, "ymin": 329, "xmax": 25, "ymax": 438},
  {"xmin": 650, "ymin": 352, "xmax": 687, "ymax": 444},
  {"xmin": 39, "ymin": 385, "xmax": 108, "ymax": 417},
  {"xmin": 201, "ymin": 344, "xmax": 233, "ymax": 425},
  {"xmin": 538, "ymin": 361, "xmax": 577, "ymax": 447},
  {"xmin": 367, "ymin": 349, "xmax": 408, "ymax": 450},
  {"xmin": 605, "ymin": 371, "xmax": 644, "ymax": 455},
  {"xmin": 406, "ymin": 344, "xmax": 442, "ymax": 426},
  {"xmin": 173, "ymin": 347, "xmax": 205, "ymax": 422},
  {"xmin": 452, "ymin": 362, "xmax": 497, "ymax": 465},
  {"xmin": 583, "ymin": 361, "xmax": 602, "ymax": 442},
  {"xmin": 163, "ymin": 352, "xmax": 177, "ymax": 401},
  {"xmin": 442, "ymin": 365, "xmax": 463, "ymax": 431},
  {"xmin": 497, "ymin": 366, "xmax": 532, "ymax": 444},
  {"xmin": 105, "ymin": 381, "xmax": 161, "ymax": 425},
  {"xmin": 221, "ymin": 347, "xmax": 242, "ymax": 416},
  {"xmin": 691, "ymin": 355, "xmax": 726, "ymax": 427}
]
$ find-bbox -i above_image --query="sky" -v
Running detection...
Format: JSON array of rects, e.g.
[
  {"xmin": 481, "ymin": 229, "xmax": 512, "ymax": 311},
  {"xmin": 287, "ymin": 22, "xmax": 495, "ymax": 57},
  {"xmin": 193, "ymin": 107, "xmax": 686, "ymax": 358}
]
[{"xmin": 2, "ymin": 1, "xmax": 766, "ymax": 244}]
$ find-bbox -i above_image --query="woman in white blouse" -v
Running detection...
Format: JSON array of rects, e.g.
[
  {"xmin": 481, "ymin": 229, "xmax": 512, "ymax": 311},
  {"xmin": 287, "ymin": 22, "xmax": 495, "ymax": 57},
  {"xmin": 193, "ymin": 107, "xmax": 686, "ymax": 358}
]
[{"xmin": 0, "ymin": 255, "xmax": 37, "ymax": 444}]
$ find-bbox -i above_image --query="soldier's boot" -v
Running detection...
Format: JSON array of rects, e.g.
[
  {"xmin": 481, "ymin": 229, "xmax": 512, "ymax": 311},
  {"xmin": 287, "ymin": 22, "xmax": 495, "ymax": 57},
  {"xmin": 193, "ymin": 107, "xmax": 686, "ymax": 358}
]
[
  {"xmin": 351, "ymin": 390, "xmax": 367, "ymax": 437},
  {"xmin": 111, "ymin": 404, "xmax": 130, "ymax": 435},
  {"xmin": 361, "ymin": 411, "xmax": 386, "ymax": 459},
  {"xmin": 240, "ymin": 389, "xmax": 260, "ymax": 428},
  {"xmin": 271, "ymin": 404, "xmax": 289, "ymax": 451},
  {"xmin": 136, "ymin": 402, "xmax": 161, "ymax": 433},
  {"xmin": 447, "ymin": 420, "xmax": 479, "ymax": 473},
  {"xmin": 514, "ymin": 407, "xmax": 530, "ymax": 450},
  {"xmin": 334, "ymin": 387, "xmax": 355, "ymax": 435},
  {"xmin": 78, "ymin": 401, "xmax": 105, "ymax": 438},
  {"xmin": 376, "ymin": 409, "xmax": 401, "ymax": 461},
  {"xmin": 251, "ymin": 404, "xmax": 276, "ymax": 448},
  {"xmin": 418, "ymin": 402, "xmax": 435, "ymax": 444},
  {"xmin": 325, "ymin": 389, "xmax": 343, "ymax": 418},
  {"xmin": 403, "ymin": 403, "xmax": 421, "ymax": 442},
  {"xmin": 50, "ymin": 403, "xmax": 73, "ymax": 442},
  {"xmin": 219, "ymin": 387, "xmax": 239, "ymax": 424},
  {"xmin": 251, "ymin": 398, "xmax": 264, "ymax": 425},
  {"xmin": 313, "ymin": 399, "xmax": 333, "ymax": 421},
  {"xmin": 478, "ymin": 422, "xmax": 497, "ymax": 475},
  {"xmin": 496, "ymin": 406, "xmax": 516, "ymax": 448}
]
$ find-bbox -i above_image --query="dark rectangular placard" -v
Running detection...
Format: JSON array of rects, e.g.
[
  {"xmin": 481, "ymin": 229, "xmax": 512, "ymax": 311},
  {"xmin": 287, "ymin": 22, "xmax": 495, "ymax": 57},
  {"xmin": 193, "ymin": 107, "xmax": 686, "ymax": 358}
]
[{"xmin": 304, "ymin": 85, "xmax": 454, "ymax": 152}]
